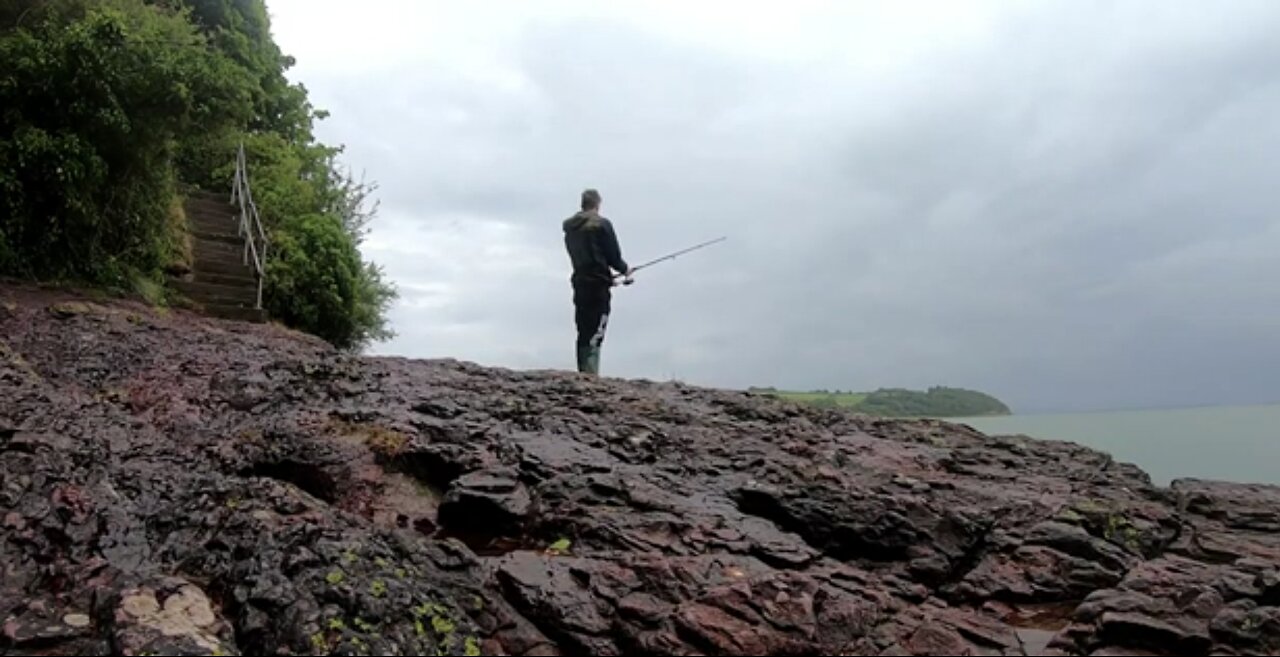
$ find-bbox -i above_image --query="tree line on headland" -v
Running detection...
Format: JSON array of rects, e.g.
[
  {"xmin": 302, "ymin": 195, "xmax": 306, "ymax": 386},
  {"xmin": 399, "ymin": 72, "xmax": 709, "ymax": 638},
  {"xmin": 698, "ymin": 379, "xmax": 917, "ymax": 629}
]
[{"xmin": 749, "ymin": 385, "xmax": 1012, "ymax": 418}]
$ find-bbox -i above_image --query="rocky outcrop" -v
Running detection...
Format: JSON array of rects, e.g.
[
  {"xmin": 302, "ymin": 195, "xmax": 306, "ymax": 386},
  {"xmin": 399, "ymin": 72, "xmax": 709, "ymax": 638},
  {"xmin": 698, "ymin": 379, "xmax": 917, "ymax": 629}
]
[{"xmin": 1, "ymin": 284, "xmax": 1277, "ymax": 656}]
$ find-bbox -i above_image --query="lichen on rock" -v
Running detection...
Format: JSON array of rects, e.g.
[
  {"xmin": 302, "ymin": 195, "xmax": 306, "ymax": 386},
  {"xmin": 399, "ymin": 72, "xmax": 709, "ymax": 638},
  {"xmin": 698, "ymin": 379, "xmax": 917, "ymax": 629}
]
[{"xmin": 112, "ymin": 581, "xmax": 228, "ymax": 655}]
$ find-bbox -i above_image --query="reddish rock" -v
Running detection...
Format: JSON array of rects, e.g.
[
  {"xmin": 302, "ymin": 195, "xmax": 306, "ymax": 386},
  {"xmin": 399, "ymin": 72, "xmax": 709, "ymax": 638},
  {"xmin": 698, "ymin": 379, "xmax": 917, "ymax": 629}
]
[{"xmin": 0, "ymin": 283, "xmax": 1278, "ymax": 656}]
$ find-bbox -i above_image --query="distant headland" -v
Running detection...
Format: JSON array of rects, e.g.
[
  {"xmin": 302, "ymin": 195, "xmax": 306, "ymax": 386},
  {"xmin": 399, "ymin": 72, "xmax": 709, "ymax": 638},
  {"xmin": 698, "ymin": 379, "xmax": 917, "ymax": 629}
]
[{"xmin": 748, "ymin": 385, "xmax": 1012, "ymax": 418}]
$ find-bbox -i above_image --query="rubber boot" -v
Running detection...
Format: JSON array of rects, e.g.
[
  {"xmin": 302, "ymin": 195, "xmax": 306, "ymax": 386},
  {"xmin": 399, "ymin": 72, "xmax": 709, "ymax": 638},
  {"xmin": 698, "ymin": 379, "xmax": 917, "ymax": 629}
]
[{"xmin": 576, "ymin": 344, "xmax": 601, "ymax": 375}]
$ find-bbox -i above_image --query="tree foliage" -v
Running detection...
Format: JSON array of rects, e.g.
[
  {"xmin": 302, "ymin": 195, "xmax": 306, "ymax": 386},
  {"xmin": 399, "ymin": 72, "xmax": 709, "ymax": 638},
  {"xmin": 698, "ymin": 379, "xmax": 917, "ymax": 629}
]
[
  {"xmin": 764, "ymin": 385, "xmax": 1011, "ymax": 418},
  {"xmin": 853, "ymin": 387, "xmax": 1011, "ymax": 418},
  {"xmin": 0, "ymin": 0, "xmax": 249, "ymax": 283},
  {"xmin": 0, "ymin": 0, "xmax": 397, "ymax": 350}
]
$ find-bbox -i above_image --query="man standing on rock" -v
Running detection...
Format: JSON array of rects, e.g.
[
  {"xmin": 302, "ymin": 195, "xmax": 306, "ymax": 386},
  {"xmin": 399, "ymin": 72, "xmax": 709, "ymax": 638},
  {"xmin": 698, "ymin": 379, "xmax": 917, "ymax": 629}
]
[{"xmin": 563, "ymin": 188, "xmax": 634, "ymax": 375}]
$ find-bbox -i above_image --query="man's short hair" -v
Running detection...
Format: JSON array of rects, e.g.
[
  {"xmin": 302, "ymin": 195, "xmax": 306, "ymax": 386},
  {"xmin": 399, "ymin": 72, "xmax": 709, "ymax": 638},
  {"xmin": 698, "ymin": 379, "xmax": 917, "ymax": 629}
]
[{"xmin": 581, "ymin": 188, "xmax": 602, "ymax": 210}]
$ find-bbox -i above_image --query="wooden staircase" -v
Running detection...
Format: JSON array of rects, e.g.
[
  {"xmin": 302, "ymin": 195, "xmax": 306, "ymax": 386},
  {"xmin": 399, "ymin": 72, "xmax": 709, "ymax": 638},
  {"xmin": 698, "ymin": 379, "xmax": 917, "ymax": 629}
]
[{"xmin": 174, "ymin": 190, "xmax": 266, "ymax": 323}]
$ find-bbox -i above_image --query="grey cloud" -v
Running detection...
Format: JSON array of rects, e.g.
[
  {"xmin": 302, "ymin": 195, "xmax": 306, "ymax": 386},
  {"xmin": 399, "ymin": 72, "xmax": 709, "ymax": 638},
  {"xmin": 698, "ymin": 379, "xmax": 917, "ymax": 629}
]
[{"xmin": 297, "ymin": 2, "xmax": 1280, "ymax": 413}]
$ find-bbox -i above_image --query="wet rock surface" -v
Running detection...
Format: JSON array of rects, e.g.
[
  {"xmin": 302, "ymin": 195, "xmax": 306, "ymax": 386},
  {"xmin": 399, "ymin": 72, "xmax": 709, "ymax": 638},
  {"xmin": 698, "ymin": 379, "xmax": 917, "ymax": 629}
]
[{"xmin": 1, "ymin": 283, "xmax": 1277, "ymax": 656}]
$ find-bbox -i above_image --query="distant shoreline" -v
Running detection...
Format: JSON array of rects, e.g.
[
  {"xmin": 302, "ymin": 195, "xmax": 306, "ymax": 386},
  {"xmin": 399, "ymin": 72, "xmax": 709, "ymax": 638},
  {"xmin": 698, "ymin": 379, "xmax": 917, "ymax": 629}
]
[{"xmin": 961, "ymin": 400, "xmax": 1280, "ymax": 419}]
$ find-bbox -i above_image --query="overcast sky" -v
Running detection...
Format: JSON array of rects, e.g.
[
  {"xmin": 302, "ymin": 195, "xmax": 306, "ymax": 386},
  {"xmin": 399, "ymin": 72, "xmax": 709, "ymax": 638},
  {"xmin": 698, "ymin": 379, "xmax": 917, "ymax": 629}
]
[{"xmin": 267, "ymin": 0, "xmax": 1280, "ymax": 413}]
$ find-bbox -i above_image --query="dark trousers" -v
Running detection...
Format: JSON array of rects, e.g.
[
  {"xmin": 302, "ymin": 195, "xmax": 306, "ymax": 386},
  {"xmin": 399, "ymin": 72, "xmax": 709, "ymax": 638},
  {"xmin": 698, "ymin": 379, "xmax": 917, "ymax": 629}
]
[{"xmin": 572, "ymin": 280, "xmax": 611, "ymax": 373}]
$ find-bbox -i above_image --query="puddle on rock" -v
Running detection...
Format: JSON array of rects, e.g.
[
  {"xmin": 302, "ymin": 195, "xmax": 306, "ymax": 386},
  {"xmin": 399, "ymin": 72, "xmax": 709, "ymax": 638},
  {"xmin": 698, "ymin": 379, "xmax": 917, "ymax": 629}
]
[
  {"xmin": 1015, "ymin": 629, "xmax": 1057, "ymax": 656},
  {"xmin": 367, "ymin": 472, "xmax": 441, "ymax": 533},
  {"xmin": 1004, "ymin": 602, "xmax": 1077, "ymax": 656}
]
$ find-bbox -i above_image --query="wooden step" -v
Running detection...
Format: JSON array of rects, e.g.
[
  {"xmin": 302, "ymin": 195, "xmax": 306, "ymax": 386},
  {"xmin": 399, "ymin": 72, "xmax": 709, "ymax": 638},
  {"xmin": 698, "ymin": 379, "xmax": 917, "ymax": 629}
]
[
  {"xmin": 195, "ymin": 261, "xmax": 259, "ymax": 279},
  {"xmin": 179, "ymin": 290, "xmax": 258, "ymax": 307},
  {"xmin": 191, "ymin": 230, "xmax": 240, "ymax": 245},
  {"xmin": 188, "ymin": 223, "xmax": 242, "ymax": 239},
  {"xmin": 187, "ymin": 189, "xmax": 230, "ymax": 201},
  {"xmin": 195, "ymin": 245, "xmax": 264, "ymax": 267},
  {"xmin": 186, "ymin": 210, "xmax": 238, "ymax": 225},
  {"xmin": 192, "ymin": 259, "xmax": 257, "ymax": 277},
  {"xmin": 191, "ymin": 230, "xmax": 243, "ymax": 246},
  {"xmin": 180, "ymin": 294, "xmax": 259, "ymax": 310},
  {"xmin": 190, "ymin": 225, "xmax": 242, "ymax": 242},
  {"xmin": 186, "ymin": 210, "xmax": 238, "ymax": 227},
  {"xmin": 194, "ymin": 233, "xmax": 242, "ymax": 246},
  {"xmin": 194, "ymin": 294, "xmax": 259, "ymax": 308},
  {"xmin": 195, "ymin": 257, "xmax": 259, "ymax": 276},
  {"xmin": 186, "ymin": 192, "xmax": 234, "ymax": 207},
  {"xmin": 185, "ymin": 198, "xmax": 235, "ymax": 211},
  {"xmin": 204, "ymin": 303, "xmax": 267, "ymax": 323},
  {"xmin": 186, "ymin": 212, "xmax": 239, "ymax": 230},
  {"xmin": 191, "ymin": 271, "xmax": 258, "ymax": 287},
  {"xmin": 193, "ymin": 244, "xmax": 250, "ymax": 263},
  {"xmin": 171, "ymin": 279, "xmax": 257, "ymax": 305},
  {"xmin": 185, "ymin": 200, "xmax": 237, "ymax": 216},
  {"xmin": 188, "ymin": 221, "xmax": 239, "ymax": 236},
  {"xmin": 185, "ymin": 192, "xmax": 233, "ymax": 204},
  {"xmin": 193, "ymin": 238, "xmax": 245, "ymax": 258}
]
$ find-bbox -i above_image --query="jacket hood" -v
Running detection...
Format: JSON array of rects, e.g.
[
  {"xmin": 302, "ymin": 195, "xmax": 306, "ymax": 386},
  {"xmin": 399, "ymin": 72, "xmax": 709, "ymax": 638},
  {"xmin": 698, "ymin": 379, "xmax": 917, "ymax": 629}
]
[{"xmin": 563, "ymin": 210, "xmax": 600, "ymax": 232}]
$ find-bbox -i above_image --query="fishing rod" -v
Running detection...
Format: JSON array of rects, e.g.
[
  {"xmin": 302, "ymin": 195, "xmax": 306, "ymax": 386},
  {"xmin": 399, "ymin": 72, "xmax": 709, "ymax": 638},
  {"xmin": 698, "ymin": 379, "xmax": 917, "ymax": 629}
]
[{"xmin": 615, "ymin": 236, "xmax": 727, "ymax": 285}]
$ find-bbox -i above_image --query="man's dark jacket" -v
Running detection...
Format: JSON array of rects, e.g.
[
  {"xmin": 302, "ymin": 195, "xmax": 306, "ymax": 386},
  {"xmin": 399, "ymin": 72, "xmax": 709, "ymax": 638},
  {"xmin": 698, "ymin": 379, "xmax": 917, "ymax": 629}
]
[{"xmin": 563, "ymin": 210, "xmax": 628, "ymax": 286}]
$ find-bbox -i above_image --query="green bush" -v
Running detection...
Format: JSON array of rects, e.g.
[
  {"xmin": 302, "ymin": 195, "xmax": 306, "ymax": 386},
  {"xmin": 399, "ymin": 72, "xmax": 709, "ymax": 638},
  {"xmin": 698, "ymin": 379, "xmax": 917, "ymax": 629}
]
[
  {"xmin": 266, "ymin": 212, "xmax": 392, "ymax": 351},
  {"xmin": 234, "ymin": 132, "xmax": 395, "ymax": 351},
  {"xmin": 0, "ymin": 0, "xmax": 397, "ymax": 350}
]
